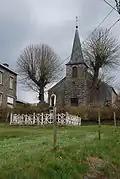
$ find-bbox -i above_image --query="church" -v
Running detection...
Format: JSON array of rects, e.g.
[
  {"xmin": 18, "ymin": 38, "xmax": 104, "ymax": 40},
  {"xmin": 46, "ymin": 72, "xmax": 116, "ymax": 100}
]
[{"xmin": 48, "ymin": 25, "xmax": 117, "ymax": 107}]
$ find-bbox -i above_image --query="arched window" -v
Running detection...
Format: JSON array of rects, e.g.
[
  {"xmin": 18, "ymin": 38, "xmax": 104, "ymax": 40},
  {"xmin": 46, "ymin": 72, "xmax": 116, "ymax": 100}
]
[{"xmin": 72, "ymin": 66, "xmax": 78, "ymax": 78}]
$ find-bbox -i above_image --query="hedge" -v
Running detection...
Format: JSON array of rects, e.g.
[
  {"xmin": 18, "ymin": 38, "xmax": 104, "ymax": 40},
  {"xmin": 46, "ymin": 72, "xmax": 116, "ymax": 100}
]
[
  {"xmin": 1, "ymin": 104, "xmax": 120, "ymax": 122},
  {"xmin": 60, "ymin": 105, "xmax": 120, "ymax": 120}
]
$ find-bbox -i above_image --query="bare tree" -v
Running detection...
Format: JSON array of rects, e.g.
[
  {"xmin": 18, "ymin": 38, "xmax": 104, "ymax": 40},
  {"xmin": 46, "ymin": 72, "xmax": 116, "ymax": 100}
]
[
  {"xmin": 83, "ymin": 28, "xmax": 120, "ymax": 88},
  {"xmin": 17, "ymin": 44, "xmax": 60, "ymax": 103},
  {"xmin": 115, "ymin": 0, "xmax": 120, "ymax": 14}
]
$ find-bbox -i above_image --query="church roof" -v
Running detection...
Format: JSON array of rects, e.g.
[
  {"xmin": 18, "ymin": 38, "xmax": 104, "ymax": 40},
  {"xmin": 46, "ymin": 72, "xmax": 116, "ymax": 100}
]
[
  {"xmin": 67, "ymin": 26, "xmax": 84, "ymax": 65},
  {"xmin": 48, "ymin": 77, "xmax": 66, "ymax": 92}
]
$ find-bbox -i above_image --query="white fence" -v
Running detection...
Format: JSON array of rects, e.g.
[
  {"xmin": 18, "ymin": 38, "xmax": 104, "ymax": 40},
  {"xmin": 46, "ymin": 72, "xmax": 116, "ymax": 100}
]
[{"xmin": 10, "ymin": 112, "xmax": 81, "ymax": 126}]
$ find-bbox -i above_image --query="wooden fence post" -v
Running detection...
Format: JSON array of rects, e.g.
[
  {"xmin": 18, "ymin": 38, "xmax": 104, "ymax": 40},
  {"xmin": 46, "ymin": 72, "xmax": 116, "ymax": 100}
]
[
  {"xmin": 50, "ymin": 93, "xmax": 57, "ymax": 149},
  {"xmin": 10, "ymin": 113, "xmax": 13, "ymax": 125},
  {"xmin": 53, "ymin": 106, "xmax": 57, "ymax": 149},
  {"xmin": 98, "ymin": 111, "xmax": 101, "ymax": 140},
  {"xmin": 113, "ymin": 112, "xmax": 117, "ymax": 127}
]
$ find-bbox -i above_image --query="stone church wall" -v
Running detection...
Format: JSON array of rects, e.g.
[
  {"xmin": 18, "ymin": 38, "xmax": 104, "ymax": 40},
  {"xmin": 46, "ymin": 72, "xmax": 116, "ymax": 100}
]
[
  {"xmin": 64, "ymin": 64, "xmax": 87, "ymax": 106},
  {"xmin": 48, "ymin": 78, "xmax": 66, "ymax": 107},
  {"xmin": 85, "ymin": 71, "xmax": 113, "ymax": 105}
]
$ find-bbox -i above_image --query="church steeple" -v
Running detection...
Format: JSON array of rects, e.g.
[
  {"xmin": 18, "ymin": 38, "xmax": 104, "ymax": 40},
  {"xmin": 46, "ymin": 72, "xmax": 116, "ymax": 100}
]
[{"xmin": 67, "ymin": 17, "xmax": 84, "ymax": 65}]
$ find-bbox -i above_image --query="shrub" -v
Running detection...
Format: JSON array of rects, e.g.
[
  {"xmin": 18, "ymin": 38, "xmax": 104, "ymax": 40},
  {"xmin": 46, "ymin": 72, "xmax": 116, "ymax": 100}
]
[
  {"xmin": 60, "ymin": 105, "xmax": 120, "ymax": 120},
  {"xmin": 13, "ymin": 102, "xmax": 49, "ymax": 114},
  {"xmin": 0, "ymin": 107, "xmax": 13, "ymax": 122}
]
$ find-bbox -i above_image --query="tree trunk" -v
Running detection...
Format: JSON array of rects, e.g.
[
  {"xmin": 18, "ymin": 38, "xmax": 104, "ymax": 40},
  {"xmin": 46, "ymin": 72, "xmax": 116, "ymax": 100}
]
[
  {"xmin": 39, "ymin": 86, "xmax": 44, "ymax": 103},
  {"xmin": 92, "ymin": 69, "xmax": 99, "ymax": 87},
  {"xmin": 90, "ymin": 68, "xmax": 99, "ymax": 104}
]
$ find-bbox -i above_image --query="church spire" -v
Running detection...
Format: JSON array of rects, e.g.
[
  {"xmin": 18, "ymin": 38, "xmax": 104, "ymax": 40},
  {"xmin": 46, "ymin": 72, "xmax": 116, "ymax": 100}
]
[{"xmin": 68, "ymin": 17, "xmax": 84, "ymax": 65}]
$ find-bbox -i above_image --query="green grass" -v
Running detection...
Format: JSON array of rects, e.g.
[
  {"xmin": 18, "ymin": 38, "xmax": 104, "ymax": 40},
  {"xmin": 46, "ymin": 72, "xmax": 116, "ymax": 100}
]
[{"xmin": 0, "ymin": 124, "xmax": 120, "ymax": 178}]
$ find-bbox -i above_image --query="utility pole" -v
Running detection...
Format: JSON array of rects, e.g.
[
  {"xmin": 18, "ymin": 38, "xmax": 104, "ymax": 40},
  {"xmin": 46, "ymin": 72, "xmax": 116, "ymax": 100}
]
[
  {"xmin": 50, "ymin": 93, "xmax": 57, "ymax": 149},
  {"xmin": 98, "ymin": 111, "xmax": 101, "ymax": 140},
  {"xmin": 113, "ymin": 111, "xmax": 117, "ymax": 127}
]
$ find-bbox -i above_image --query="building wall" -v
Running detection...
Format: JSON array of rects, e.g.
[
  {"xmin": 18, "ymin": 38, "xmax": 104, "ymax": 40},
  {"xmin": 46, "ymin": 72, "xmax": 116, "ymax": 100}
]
[
  {"xmin": 48, "ymin": 65, "xmax": 114, "ymax": 107},
  {"xmin": 86, "ymin": 71, "xmax": 113, "ymax": 105},
  {"xmin": 0, "ymin": 66, "xmax": 17, "ymax": 107},
  {"xmin": 64, "ymin": 64, "xmax": 87, "ymax": 106},
  {"xmin": 48, "ymin": 78, "xmax": 66, "ymax": 107},
  {"xmin": 112, "ymin": 90, "xmax": 117, "ymax": 105}
]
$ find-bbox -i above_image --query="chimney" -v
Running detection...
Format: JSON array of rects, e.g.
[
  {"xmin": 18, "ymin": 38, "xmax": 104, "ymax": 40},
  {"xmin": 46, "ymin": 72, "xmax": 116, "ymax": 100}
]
[{"xmin": 3, "ymin": 63, "xmax": 9, "ymax": 68}]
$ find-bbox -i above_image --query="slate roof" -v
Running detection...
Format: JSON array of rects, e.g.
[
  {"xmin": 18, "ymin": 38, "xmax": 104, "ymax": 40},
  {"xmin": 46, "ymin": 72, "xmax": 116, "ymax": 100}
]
[
  {"xmin": 0, "ymin": 63, "xmax": 17, "ymax": 75},
  {"xmin": 67, "ymin": 26, "xmax": 84, "ymax": 65}
]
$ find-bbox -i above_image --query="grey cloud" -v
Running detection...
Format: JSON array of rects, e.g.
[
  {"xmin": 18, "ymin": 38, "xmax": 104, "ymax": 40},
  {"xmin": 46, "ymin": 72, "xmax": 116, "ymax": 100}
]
[{"xmin": 0, "ymin": 0, "xmax": 31, "ymax": 64}]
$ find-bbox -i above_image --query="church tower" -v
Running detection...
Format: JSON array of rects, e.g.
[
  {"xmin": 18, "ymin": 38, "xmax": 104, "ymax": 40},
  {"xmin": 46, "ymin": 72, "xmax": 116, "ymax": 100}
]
[
  {"xmin": 48, "ymin": 17, "xmax": 114, "ymax": 107},
  {"xmin": 65, "ymin": 18, "xmax": 88, "ymax": 106}
]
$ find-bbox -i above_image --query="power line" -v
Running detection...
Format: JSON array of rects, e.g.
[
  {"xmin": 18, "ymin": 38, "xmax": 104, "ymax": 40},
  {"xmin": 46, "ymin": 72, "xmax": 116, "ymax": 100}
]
[
  {"xmin": 56, "ymin": 17, "xmax": 120, "ymax": 75},
  {"xmin": 84, "ymin": 8, "xmax": 114, "ymax": 41},
  {"xmin": 108, "ymin": 18, "xmax": 120, "ymax": 31},
  {"xmin": 55, "ymin": 9, "xmax": 115, "ymax": 71},
  {"xmin": 103, "ymin": 0, "xmax": 118, "ymax": 13}
]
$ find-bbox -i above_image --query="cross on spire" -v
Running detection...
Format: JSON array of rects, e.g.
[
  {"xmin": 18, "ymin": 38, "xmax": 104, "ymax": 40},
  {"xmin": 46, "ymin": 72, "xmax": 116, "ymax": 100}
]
[{"xmin": 76, "ymin": 16, "xmax": 78, "ymax": 29}]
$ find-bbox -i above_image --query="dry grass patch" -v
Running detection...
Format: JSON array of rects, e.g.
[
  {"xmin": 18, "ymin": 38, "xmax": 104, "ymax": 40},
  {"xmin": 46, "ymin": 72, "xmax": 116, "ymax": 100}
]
[{"xmin": 84, "ymin": 156, "xmax": 107, "ymax": 179}]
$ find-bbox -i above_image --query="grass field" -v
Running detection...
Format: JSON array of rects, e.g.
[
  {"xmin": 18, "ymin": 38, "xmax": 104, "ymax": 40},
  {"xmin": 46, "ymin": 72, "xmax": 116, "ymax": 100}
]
[{"xmin": 0, "ymin": 124, "xmax": 120, "ymax": 179}]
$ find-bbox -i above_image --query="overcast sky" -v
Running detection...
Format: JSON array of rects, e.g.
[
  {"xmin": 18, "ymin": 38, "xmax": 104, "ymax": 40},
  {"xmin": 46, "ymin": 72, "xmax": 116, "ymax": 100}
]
[{"xmin": 0, "ymin": 0, "xmax": 119, "ymax": 103}]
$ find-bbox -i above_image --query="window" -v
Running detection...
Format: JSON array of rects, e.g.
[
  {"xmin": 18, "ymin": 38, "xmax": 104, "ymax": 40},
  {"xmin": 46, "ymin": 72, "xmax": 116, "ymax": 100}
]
[
  {"xmin": 71, "ymin": 98, "xmax": 78, "ymax": 106},
  {"xmin": 0, "ymin": 93, "xmax": 3, "ymax": 106},
  {"xmin": 10, "ymin": 77, "xmax": 13, "ymax": 89},
  {"xmin": 72, "ymin": 66, "xmax": 78, "ymax": 78},
  {"xmin": 0, "ymin": 71, "xmax": 3, "ymax": 84},
  {"xmin": 7, "ymin": 96, "xmax": 14, "ymax": 104}
]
